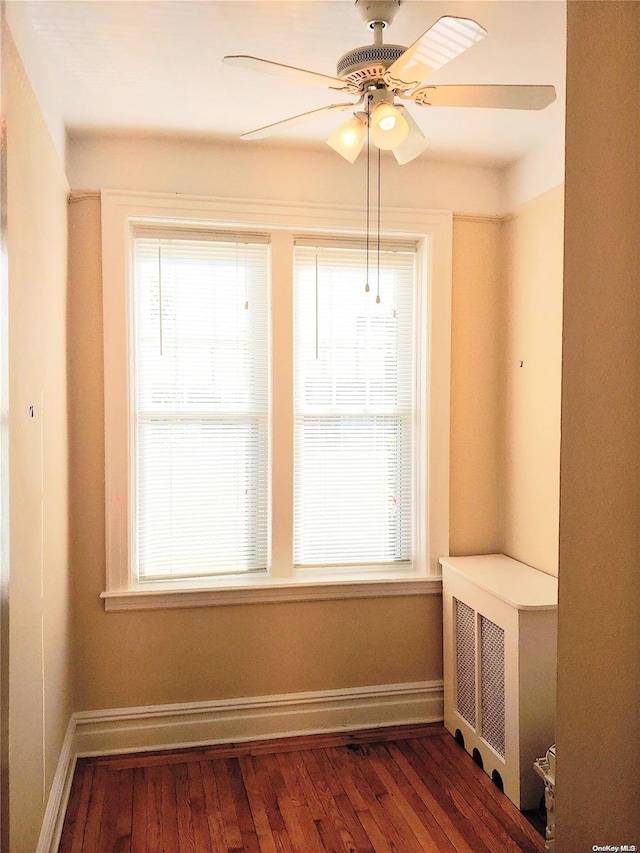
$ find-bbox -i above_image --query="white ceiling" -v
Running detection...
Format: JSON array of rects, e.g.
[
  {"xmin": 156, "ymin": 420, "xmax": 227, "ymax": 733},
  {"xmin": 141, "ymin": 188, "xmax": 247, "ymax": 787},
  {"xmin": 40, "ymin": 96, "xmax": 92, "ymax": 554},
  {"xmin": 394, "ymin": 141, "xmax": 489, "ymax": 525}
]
[{"xmin": 9, "ymin": 0, "xmax": 566, "ymax": 167}]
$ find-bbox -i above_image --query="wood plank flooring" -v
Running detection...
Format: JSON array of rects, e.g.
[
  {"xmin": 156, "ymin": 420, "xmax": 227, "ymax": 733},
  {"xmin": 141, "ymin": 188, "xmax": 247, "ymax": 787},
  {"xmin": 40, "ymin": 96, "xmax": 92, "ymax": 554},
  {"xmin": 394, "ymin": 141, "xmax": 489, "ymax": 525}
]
[{"xmin": 59, "ymin": 725, "xmax": 546, "ymax": 852}]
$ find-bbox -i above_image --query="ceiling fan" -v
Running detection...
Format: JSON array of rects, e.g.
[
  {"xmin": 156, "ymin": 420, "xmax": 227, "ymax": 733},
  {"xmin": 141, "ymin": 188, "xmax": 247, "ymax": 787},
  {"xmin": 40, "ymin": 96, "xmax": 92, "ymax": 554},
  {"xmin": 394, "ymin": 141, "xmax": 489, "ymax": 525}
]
[{"xmin": 223, "ymin": 0, "xmax": 556, "ymax": 165}]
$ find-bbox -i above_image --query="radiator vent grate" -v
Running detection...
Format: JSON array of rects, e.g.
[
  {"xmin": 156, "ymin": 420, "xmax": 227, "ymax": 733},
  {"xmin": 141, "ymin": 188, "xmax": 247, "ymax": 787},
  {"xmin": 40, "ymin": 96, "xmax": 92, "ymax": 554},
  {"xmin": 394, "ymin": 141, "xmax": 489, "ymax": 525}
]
[
  {"xmin": 480, "ymin": 615, "xmax": 506, "ymax": 758},
  {"xmin": 454, "ymin": 599, "xmax": 476, "ymax": 728}
]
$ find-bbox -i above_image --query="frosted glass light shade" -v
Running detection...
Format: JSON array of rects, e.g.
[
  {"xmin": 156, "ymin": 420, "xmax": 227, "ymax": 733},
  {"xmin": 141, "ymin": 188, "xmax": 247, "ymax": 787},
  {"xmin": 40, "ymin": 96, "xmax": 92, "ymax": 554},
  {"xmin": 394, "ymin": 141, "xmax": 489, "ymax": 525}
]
[
  {"xmin": 392, "ymin": 106, "xmax": 428, "ymax": 165},
  {"xmin": 371, "ymin": 103, "xmax": 409, "ymax": 150},
  {"xmin": 326, "ymin": 116, "xmax": 366, "ymax": 163}
]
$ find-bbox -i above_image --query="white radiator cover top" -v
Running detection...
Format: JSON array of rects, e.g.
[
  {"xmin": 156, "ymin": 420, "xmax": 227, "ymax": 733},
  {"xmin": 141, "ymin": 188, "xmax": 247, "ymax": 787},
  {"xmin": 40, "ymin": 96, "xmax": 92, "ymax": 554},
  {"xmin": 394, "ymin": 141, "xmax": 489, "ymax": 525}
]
[{"xmin": 440, "ymin": 553, "xmax": 557, "ymax": 610}]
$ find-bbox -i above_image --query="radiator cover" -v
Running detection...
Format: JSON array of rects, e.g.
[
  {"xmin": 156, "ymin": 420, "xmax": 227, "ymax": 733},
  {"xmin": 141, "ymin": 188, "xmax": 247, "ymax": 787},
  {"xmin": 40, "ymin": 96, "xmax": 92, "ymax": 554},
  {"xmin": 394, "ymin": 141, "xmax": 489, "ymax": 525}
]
[{"xmin": 442, "ymin": 554, "xmax": 557, "ymax": 811}]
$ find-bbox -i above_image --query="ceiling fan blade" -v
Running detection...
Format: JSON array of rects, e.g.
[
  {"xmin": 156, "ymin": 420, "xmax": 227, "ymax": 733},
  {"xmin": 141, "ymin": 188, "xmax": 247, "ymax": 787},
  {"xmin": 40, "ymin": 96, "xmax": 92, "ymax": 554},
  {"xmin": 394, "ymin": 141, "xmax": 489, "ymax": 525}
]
[
  {"xmin": 412, "ymin": 84, "xmax": 556, "ymax": 110},
  {"xmin": 240, "ymin": 103, "xmax": 354, "ymax": 141},
  {"xmin": 223, "ymin": 55, "xmax": 357, "ymax": 92},
  {"xmin": 384, "ymin": 16, "xmax": 487, "ymax": 90},
  {"xmin": 392, "ymin": 106, "xmax": 428, "ymax": 165}
]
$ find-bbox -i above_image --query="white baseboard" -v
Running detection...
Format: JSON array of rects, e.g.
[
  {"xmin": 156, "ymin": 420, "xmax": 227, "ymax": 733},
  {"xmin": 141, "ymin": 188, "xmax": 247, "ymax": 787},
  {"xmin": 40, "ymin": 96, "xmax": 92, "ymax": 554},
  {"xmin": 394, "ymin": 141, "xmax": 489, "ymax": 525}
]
[
  {"xmin": 36, "ymin": 717, "xmax": 77, "ymax": 853},
  {"xmin": 38, "ymin": 679, "xmax": 443, "ymax": 851},
  {"xmin": 73, "ymin": 680, "xmax": 444, "ymax": 757}
]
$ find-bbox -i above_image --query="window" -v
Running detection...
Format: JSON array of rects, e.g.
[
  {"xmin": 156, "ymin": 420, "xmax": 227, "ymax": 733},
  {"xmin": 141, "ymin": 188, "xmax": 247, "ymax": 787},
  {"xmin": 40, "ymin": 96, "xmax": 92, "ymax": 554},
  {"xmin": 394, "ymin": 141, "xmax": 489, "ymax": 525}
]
[
  {"xmin": 133, "ymin": 231, "xmax": 269, "ymax": 581},
  {"xmin": 101, "ymin": 193, "xmax": 451, "ymax": 610},
  {"xmin": 293, "ymin": 241, "xmax": 416, "ymax": 571}
]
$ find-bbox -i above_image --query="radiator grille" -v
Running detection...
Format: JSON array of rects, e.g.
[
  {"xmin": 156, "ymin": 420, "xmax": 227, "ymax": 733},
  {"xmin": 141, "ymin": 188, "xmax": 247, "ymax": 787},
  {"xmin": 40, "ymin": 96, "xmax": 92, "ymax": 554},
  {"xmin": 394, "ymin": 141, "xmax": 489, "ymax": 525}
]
[
  {"xmin": 454, "ymin": 599, "xmax": 476, "ymax": 728},
  {"xmin": 480, "ymin": 615, "xmax": 505, "ymax": 758}
]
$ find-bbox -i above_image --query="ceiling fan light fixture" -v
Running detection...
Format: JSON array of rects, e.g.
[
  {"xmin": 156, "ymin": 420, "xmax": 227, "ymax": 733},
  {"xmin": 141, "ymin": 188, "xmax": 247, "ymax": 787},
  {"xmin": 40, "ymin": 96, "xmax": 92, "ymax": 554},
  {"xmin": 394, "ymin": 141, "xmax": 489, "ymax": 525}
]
[
  {"xmin": 326, "ymin": 115, "xmax": 367, "ymax": 162},
  {"xmin": 391, "ymin": 105, "xmax": 428, "ymax": 164},
  {"xmin": 371, "ymin": 102, "xmax": 409, "ymax": 150}
]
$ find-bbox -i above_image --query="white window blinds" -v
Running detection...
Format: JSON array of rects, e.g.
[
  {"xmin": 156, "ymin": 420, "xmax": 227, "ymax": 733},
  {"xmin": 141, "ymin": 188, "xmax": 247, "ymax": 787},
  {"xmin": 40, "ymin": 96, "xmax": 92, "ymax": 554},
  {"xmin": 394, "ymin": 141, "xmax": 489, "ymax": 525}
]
[
  {"xmin": 293, "ymin": 241, "xmax": 416, "ymax": 569},
  {"xmin": 132, "ymin": 231, "xmax": 270, "ymax": 581}
]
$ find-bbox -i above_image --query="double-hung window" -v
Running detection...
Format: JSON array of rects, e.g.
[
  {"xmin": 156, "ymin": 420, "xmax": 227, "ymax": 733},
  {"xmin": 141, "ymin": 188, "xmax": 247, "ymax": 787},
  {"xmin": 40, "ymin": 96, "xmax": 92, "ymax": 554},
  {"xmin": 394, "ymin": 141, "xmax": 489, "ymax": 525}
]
[
  {"xmin": 293, "ymin": 240, "xmax": 415, "ymax": 571},
  {"xmin": 133, "ymin": 231, "xmax": 269, "ymax": 581},
  {"xmin": 101, "ymin": 193, "xmax": 451, "ymax": 610}
]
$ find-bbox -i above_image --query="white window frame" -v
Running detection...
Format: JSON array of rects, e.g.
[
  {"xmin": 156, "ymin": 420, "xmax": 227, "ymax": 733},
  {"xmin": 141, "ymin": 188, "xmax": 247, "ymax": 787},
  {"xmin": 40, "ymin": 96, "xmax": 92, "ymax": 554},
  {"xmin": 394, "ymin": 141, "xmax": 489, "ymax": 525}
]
[{"xmin": 101, "ymin": 190, "xmax": 452, "ymax": 611}]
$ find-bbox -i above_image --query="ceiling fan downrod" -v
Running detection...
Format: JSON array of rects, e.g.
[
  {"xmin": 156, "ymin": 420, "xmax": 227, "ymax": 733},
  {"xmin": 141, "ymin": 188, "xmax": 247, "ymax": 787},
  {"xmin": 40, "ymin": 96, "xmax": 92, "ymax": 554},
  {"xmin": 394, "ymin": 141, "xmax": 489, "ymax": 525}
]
[{"xmin": 338, "ymin": 1, "xmax": 406, "ymax": 87}]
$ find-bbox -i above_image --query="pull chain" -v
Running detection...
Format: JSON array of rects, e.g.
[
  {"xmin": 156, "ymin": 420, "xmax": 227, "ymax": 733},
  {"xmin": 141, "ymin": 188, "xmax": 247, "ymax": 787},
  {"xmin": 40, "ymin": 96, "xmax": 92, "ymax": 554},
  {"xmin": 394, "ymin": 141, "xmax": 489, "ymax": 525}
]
[
  {"xmin": 315, "ymin": 248, "xmax": 319, "ymax": 359},
  {"xmin": 376, "ymin": 148, "xmax": 381, "ymax": 305},
  {"xmin": 243, "ymin": 242, "xmax": 249, "ymax": 310},
  {"xmin": 158, "ymin": 244, "xmax": 164, "ymax": 355},
  {"xmin": 365, "ymin": 94, "xmax": 371, "ymax": 294}
]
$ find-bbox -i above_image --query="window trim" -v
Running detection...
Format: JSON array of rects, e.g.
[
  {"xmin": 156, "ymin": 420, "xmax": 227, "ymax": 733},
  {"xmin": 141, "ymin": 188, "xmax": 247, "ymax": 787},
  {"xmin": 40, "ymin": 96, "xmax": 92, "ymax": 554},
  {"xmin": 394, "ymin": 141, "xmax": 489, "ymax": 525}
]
[{"xmin": 101, "ymin": 190, "xmax": 452, "ymax": 610}]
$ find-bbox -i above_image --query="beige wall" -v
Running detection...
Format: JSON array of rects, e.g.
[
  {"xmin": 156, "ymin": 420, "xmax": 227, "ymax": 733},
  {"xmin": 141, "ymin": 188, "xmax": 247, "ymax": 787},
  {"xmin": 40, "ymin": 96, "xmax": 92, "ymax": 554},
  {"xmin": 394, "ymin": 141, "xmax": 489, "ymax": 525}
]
[
  {"xmin": 69, "ymin": 197, "xmax": 442, "ymax": 710},
  {"xmin": 450, "ymin": 215, "xmax": 504, "ymax": 556},
  {"xmin": 6, "ymin": 33, "xmax": 71, "ymax": 852},
  {"xmin": 556, "ymin": 2, "xmax": 640, "ymax": 847},
  {"xmin": 451, "ymin": 192, "xmax": 564, "ymax": 577},
  {"xmin": 502, "ymin": 187, "xmax": 564, "ymax": 576},
  {"xmin": 68, "ymin": 196, "xmax": 505, "ymax": 712}
]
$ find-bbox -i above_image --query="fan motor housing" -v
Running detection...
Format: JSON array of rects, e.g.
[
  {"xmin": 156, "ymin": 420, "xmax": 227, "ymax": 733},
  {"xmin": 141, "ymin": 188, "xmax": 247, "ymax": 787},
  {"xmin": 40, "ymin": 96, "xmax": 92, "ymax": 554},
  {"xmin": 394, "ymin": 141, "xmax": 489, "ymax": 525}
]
[{"xmin": 336, "ymin": 44, "xmax": 407, "ymax": 88}]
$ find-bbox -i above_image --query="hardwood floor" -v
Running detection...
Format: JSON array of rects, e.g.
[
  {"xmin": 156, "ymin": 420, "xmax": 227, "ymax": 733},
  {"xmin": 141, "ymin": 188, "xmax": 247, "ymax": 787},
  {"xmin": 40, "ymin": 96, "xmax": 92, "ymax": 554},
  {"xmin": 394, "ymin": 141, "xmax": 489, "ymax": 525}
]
[{"xmin": 59, "ymin": 725, "xmax": 546, "ymax": 852}]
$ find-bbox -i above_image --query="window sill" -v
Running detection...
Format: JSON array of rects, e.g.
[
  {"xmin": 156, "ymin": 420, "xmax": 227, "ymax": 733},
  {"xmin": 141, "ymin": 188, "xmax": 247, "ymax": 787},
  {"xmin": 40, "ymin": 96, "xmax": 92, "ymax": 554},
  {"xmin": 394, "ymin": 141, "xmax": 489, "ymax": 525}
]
[{"xmin": 100, "ymin": 572, "xmax": 443, "ymax": 612}]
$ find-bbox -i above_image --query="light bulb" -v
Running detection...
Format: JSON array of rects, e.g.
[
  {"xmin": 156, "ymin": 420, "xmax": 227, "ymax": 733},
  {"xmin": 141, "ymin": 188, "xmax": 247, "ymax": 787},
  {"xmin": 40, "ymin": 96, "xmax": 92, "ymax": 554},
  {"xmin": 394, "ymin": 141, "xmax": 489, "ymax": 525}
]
[{"xmin": 371, "ymin": 103, "xmax": 409, "ymax": 151}]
